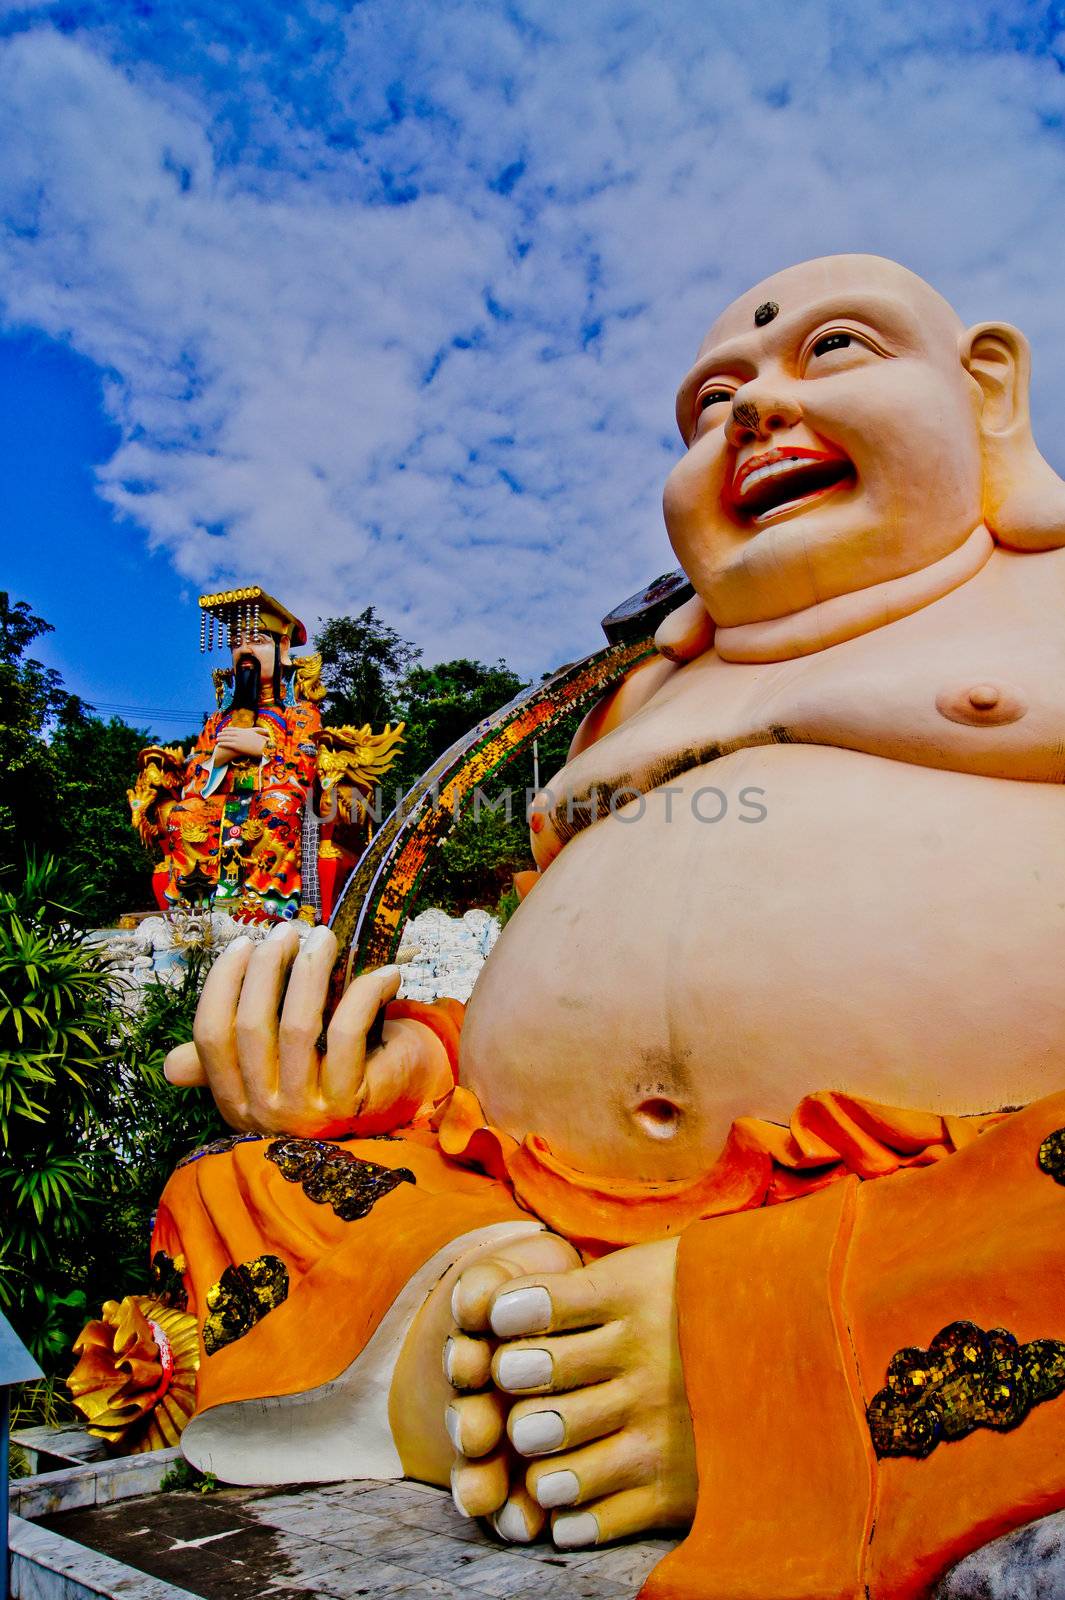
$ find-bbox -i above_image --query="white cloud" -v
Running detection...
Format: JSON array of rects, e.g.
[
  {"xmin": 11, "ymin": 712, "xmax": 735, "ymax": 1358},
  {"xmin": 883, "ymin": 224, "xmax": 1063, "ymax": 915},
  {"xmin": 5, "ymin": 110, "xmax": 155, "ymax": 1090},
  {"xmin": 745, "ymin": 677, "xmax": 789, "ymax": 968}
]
[{"xmin": 2, "ymin": 3, "xmax": 1065, "ymax": 673}]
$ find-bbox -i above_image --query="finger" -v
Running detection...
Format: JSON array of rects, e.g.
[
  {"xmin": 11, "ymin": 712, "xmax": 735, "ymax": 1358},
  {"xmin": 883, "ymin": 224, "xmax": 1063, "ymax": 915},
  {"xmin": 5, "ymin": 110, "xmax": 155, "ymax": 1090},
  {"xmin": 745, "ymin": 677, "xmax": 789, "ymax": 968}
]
[
  {"xmin": 351, "ymin": 1024, "xmax": 433, "ymax": 1132},
  {"xmin": 164, "ymin": 1040, "xmax": 206, "ymax": 1087},
  {"xmin": 653, "ymin": 592, "xmax": 714, "ymax": 663},
  {"xmin": 234, "ymin": 924, "xmax": 301, "ymax": 1114},
  {"xmin": 192, "ymin": 935, "xmax": 254, "ymax": 1124},
  {"xmin": 277, "ymin": 925, "xmax": 335, "ymax": 1102},
  {"xmin": 451, "ymin": 1448, "xmax": 509, "ymax": 1519},
  {"xmin": 552, "ymin": 1485, "xmax": 666, "ymax": 1549},
  {"xmin": 320, "ymin": 964, "xmax": 401, "ymax": 1106},
  {"xmin": 527, "ymin": 1434, "xmax": 645, "ymax": 1511},
  {"xmin": 493, "ymin": 1324, "xmax": 624, "ymax": 1396},
  {"xmin": 489, "ymin": 1265, "xmax": 612, "ymax": 1339},
  {"xmin": 445, "ymin": 1391, "xmax": 508, "ymax": 1459},
  {"xmin": 443, "ymin": 1332, "xmax": 494, "ymax": 1391},
  {"xmin": 492, "ymin": 1484, "xmax": 546, "ymax": 1545},
  {"xmin": 452, "ymin": 1237, "xmax": 582, "ymax": 1335},
  {"xmin": 509, "ymin": 1380, "xmax": 631, "ymax": 1457}
]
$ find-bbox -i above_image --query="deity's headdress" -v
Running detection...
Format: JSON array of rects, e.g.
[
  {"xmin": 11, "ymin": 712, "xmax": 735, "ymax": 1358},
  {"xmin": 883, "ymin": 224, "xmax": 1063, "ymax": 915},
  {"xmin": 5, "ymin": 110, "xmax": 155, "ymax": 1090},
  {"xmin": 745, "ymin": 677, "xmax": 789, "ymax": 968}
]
[{"xmin": 198, "ymin": 586, "xmax": 308, "ymax": 652}]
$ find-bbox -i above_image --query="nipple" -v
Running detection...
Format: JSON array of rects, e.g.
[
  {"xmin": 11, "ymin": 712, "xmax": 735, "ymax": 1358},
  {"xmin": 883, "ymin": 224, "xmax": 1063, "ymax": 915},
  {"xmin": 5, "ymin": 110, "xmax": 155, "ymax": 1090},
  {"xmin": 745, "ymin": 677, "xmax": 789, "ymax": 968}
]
[{"xmin": 935, "ymin": 681, "xmax": 1027, "ymax": 727}]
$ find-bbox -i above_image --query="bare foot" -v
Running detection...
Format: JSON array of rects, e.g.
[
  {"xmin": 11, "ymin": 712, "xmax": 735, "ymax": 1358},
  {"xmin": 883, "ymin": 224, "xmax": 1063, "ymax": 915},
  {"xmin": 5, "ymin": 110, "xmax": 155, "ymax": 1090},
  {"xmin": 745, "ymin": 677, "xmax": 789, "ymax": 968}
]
[
  {"xmin": 443, "ymin": 1231, "xmax": 582, "ymax": 1539},
  {"xmin": 486, "ymin": 1238, "xmax": 697, "ymax": 1549},
  {"xmin": 390, "ymin": 1229, "xmax": 581, "ymax": 1534}
]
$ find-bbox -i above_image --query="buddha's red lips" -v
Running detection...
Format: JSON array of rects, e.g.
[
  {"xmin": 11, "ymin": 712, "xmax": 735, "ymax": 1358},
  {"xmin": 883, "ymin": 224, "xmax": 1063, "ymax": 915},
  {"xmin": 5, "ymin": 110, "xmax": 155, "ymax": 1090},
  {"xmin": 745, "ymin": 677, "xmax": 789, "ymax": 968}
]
[{"xmin": 727, "ymin": 448, "xmax": 854, "ymax": 521}]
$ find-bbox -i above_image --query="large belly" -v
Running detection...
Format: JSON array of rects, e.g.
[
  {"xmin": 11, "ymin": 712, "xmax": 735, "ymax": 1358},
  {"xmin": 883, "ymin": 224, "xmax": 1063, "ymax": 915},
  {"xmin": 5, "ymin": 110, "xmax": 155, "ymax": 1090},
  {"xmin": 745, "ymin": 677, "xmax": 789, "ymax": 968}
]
[{"xmin": 460, "ymin": 745, "xmax": 1065, "ymax": 1181}]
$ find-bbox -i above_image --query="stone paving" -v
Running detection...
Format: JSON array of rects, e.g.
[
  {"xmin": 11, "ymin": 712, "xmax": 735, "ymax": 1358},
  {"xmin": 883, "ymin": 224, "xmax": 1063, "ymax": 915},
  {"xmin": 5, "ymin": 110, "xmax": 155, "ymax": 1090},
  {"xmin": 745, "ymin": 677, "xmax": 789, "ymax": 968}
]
[{"xmin": 38, "ymin": 1475, "xmax": 678, "ymax": 1599}]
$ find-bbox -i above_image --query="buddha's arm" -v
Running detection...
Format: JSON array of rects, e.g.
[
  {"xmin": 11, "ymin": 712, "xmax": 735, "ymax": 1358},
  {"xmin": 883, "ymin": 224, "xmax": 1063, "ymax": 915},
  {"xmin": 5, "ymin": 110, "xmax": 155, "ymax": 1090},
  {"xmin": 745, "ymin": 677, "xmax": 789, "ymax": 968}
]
[
  {"xmin": 644, "ymin": 1089, "xmax": 1065, "ymax": 1600},
  {"xmin": 566, "ymin": 652, "xmax": 680, "ymax": 760}
]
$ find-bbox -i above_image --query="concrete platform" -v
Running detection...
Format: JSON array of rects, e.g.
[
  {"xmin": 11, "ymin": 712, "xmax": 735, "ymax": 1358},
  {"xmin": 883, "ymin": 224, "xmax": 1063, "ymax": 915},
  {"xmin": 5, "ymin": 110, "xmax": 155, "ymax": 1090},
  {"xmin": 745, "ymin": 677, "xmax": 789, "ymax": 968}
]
[
  {"xmin": 10, "ymin": 1450, "xmax": 675, "ymax": 1599},
  {"xmin": 12, "ymin": 1435, "xmax": 1065, "ymax": 1597}
]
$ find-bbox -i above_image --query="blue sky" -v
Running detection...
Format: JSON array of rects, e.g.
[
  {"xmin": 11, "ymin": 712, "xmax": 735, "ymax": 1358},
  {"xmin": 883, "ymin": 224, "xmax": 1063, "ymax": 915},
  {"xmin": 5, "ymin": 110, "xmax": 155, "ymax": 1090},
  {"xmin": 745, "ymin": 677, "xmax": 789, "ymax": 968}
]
[{"xmin": 3, "ymin": 0, "xmax": 1065, "ymax": 736}]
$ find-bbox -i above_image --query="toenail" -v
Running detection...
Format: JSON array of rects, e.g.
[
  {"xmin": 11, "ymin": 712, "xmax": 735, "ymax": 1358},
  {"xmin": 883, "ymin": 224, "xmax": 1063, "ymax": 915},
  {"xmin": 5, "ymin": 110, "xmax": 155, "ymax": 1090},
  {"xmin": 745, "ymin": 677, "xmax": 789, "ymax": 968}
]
[
  {"xmin": 450, "ymin": 1467, "xmax": 473, "ymax": 1519},
  {"xmin": 494, "ymin": 1501, "xmax": 534, "ymax": 1543},
  {"xmin": 553, "ymin": 1510, "xmax": 600, "ymax": 1549},
  {"xmin": 535, "ymin": 1469, "xmax": 580, "ymax": 1508},
  {"xmin": 497, "ymin": 1348, "xmax": 553, "ymax": 1391},
  {"xmin": 511, "ymin": 1410, "xmax": 565, "ymax": 1454},
  {"xmin": 443, "ymin": 1338, "xmax": 455, "ymax": 1383},
  {"xmin": 445, "ymin": 1406, "xmax": 462, "ymax": 1452},
  {"xmin": 491, "ymin": 1286, "xmax": 552, "ymax": 1337}
]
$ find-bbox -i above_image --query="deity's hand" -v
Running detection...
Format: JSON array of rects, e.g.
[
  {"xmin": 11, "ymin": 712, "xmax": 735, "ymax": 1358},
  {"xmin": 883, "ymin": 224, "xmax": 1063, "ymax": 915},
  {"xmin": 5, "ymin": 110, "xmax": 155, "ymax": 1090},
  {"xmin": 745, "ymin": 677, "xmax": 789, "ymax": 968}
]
[
  {"xmin": 449, "ymin": 1237, "xmax": 696, "ymax": 1547},
  {"xmin": 213, "ymin": 727, "xmax": 269, "ymax": 764},
  {"xmin": 163, "ymin": 925, "xmax": 453, "ymax": 1138}
]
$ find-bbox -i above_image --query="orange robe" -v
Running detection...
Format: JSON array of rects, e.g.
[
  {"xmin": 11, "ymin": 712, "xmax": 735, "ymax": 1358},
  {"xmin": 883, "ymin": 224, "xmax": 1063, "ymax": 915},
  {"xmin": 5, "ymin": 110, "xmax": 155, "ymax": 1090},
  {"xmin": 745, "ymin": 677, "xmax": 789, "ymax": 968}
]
[{"xmin": 152, "ymin": 1001, "xmax": 1065, "ymax": 1598}]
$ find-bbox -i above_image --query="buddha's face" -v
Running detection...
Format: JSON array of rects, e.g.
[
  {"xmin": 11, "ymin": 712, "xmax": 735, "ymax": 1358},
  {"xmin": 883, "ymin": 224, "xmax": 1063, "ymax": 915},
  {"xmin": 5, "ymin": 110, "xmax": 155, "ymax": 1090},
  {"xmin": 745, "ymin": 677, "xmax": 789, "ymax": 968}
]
[{"xmin": 663, "ymin": 255, "xmax": 985, "ymax": 626}]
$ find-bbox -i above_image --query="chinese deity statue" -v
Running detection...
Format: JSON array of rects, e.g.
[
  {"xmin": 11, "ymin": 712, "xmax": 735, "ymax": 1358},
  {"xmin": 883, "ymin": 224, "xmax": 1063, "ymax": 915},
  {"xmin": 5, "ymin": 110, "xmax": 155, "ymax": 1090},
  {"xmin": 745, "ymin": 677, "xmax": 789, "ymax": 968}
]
[
  {"xmin": 136, "ymin": 257, "xmax": 1065, "ymax": 1599},
  {"xmin": 130, "ymin": 587, "xmax": 404, "ymax": 923}
]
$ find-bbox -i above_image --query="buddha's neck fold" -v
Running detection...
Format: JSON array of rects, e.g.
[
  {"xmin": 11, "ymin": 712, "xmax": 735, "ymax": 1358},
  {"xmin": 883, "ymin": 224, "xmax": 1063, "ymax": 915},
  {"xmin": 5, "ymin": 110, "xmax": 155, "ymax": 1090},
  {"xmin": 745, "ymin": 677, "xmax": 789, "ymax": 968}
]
[{"xmin": 714, "ymin": 526, "xmax": 994, "ymax": 664}]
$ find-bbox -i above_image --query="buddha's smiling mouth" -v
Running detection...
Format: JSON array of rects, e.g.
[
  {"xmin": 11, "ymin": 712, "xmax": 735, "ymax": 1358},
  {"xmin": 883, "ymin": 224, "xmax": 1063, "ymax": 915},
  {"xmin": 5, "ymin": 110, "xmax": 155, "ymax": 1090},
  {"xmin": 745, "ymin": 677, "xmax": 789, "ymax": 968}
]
[{"xmin": 728, "ymin": 448, "xmax": 855, "ymax": 527}]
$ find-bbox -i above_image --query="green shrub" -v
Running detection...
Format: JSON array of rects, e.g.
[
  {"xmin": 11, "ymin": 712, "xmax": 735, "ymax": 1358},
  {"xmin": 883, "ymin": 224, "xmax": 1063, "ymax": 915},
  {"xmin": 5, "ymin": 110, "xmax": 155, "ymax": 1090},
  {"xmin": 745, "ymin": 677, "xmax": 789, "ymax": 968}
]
[
  {"xmin": 1, "ymin": 855, "xmax": 224, "ymax": 1380},
  {"xmin": 0, "ymin": 855, "xmax": 116, "ymax": 1358}
]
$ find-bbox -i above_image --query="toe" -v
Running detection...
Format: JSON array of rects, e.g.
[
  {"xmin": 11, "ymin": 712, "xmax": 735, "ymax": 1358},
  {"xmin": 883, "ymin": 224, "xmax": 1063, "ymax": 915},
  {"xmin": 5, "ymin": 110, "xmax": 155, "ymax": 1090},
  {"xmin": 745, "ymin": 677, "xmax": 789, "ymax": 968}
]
[
  {"xmin": 551, "ymin": 1484, "xmax": 671, "ymax": 1548},
  {"xmin": 451, "ymin": 1234, "xmax": 580, "ymax": 1334},
  {"xmin": 443, "ymin": 1331, "xmax": 493, "ymax": 1391},
  {"xmin": 509, "ymin": 1379, "xmax": 631, "ymax": 1456},
  {"xmin": 492, "ymin": 1485, "xmax": 546, "ymax": 1545},
  {"xmin": 451, "ymin": 1448, "xmax": 509, "ymax": 1519},
  {"xmin": 451, "ymin": 1260, "xmax": 521, "ymax": 1335},
  {"xmin": 492, "ymin": 1322, "xmax": 624, "ymax": 1395},
  {"xmin": 489, "ymin": 1263, "xmax": 613, "ymax": 1339},
  {"xmin": 526, "ymin": 1433, "xmax": 647, "ymax": 1511},
  {"xmin": 445, "ymin": 1391, "xmax": 508, "ymax": 1459}
]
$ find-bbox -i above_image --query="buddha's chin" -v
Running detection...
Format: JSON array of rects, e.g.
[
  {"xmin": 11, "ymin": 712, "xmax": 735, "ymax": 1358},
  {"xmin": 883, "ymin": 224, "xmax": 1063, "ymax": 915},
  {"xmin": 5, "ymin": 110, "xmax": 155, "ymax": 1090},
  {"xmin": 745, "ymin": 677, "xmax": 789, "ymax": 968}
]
[
  {"xmin": 697, "ymin": 508, "xmax": 915, "ymax": 627},
  {"xmin": 460, "ymin": 743, "xmax": 1065, "ymax": 1186}
]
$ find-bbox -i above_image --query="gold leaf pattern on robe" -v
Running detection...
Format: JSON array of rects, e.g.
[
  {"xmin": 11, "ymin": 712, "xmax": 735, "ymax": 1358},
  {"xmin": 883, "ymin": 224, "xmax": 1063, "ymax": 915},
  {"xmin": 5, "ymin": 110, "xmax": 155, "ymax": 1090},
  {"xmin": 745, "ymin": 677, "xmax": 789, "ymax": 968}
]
[
  {"xmin": 265, "ymin": 1136, "xmax": 415, "ymax": 1220},
  {"xmin": 867, "ymin": 1319, "xmax": 1065, "ymax": 1459},
  {"xmin": 1037, "ymin": 1126, "xmax": 1065, "ymax": 1185},
  {"xmin": 202, "ymin": 1254, "xmax": 289, "ymax": 1356}
]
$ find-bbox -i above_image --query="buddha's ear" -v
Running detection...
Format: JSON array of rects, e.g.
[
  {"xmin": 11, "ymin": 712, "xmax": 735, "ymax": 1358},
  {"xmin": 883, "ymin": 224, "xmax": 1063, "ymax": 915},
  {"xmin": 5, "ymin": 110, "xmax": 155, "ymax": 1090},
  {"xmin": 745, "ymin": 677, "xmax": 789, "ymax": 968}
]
[{"xmin": 962, "ymin": 322, "xmax": 1065, "ymax": 549}]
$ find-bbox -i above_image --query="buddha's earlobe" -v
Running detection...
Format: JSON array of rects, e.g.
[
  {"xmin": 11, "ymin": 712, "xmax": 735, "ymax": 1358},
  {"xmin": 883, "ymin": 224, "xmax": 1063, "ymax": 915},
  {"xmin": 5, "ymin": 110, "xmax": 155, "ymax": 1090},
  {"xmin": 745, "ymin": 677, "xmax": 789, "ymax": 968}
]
[{"xmin": 963, "ymin": 322, "xmax": 1065, "ymax": 550}]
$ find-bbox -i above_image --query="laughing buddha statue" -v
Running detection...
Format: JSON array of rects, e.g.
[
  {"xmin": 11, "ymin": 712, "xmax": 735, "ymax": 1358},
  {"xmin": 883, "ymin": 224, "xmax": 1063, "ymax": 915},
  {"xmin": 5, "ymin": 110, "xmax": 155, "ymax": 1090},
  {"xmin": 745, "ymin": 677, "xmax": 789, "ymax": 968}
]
[{"xmin": 156, "ymin": 255, "xmax": 1065, "ymax": 1600}]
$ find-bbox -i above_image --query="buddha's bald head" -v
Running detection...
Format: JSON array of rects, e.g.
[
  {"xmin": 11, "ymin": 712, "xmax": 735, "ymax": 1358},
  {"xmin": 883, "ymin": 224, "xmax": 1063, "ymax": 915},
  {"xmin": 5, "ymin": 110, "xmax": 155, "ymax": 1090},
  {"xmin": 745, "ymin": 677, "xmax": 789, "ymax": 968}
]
[
  {"xmin": 664, "ymin": 253, "xmax": 1065, "ymax": 635},
  {"xmin": 705, "ymin": 254, "xmax": 965, "ymax": 367}
]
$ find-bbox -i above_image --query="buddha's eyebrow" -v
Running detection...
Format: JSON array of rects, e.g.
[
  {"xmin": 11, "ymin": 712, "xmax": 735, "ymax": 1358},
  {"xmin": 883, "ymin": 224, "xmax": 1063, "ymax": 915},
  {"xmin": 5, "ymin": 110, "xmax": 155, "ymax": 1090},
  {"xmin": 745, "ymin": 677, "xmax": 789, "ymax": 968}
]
[{"xmin": 675, "ymin": 292, "xmax": 910, "ymax": 438}]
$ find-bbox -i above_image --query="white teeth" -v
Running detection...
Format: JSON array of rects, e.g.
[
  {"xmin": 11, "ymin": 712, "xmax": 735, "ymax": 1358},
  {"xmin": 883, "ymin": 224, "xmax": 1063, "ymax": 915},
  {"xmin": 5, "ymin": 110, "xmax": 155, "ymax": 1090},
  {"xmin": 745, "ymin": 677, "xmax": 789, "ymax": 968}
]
[{"xmin": 736, "ymin": 457, "xmax": 820, "ymax": 502}]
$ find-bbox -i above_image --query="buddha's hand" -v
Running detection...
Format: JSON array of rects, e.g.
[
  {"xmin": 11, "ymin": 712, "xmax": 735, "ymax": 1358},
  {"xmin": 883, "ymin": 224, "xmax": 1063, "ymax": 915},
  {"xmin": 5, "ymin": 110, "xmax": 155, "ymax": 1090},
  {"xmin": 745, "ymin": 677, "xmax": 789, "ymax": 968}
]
[
  {"xmin": 163, "ymin": 925, "xmax": 453, "ymax": 1138},
  {"xmin": 449, "ymin": 1238, "xmax": 697, "ymax": 1548},
  {"xmin": 213, "ymin": 727, "xmax": 269, "ymax": 764}
]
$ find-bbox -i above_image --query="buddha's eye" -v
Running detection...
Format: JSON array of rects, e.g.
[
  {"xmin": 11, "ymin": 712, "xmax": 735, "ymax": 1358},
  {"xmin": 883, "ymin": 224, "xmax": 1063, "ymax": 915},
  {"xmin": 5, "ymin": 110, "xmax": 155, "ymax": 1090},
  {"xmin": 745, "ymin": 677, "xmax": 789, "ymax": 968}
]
[
  {"xmin": 811, "ymin": 332, "xmax": 851, "ymax": 357},
  {"xmin": 697, "ymin": 388, "xmax": 732, "ymax": 413}
]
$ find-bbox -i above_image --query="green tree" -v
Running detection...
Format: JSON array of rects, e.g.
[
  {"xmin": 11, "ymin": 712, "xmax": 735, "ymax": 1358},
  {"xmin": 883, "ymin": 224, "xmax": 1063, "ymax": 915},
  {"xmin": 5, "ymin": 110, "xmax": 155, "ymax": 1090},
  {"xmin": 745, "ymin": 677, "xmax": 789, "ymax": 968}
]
[
  {"xmin": 0, "ymin": 593, "xmax": 85, "ymax": 871},
  {"xmin": 391, "ymin": 657, "xmax": 585, "ymax": 914},
  {"xmin": 314, "ymin": 607, "xmax": 420, "ymax": 728},
  {"xmin": 390, "ymin": 657, "xmax": 526, "ymax": 795},
  {"xmin": 51, "ymin": 714, "xmax": 156, "ymax": 923}
]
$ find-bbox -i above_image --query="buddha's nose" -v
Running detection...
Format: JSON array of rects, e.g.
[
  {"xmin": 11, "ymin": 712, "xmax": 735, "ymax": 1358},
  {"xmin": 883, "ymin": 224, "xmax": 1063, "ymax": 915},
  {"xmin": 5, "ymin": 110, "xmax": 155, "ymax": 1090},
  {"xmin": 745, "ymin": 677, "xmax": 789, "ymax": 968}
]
[{"xmin": 725, "ymin": 386, "xmax": 803, "ymax": 448}]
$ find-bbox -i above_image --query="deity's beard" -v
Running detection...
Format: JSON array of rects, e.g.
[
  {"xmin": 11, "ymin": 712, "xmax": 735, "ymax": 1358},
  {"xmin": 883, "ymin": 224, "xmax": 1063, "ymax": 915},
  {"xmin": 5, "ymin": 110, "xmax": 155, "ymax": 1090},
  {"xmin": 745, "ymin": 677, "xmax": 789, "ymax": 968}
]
[
  {"xmin": 712, "ymin": 525, "xmax": 994, "ymax": 663},
  {"xmin": 232, "ymin": 655, "xmax": 262, "ymax": 711}
]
